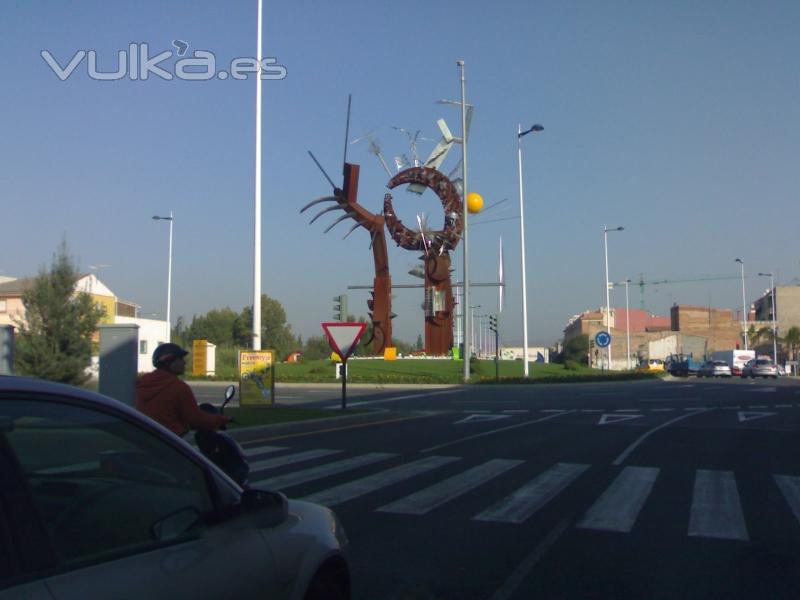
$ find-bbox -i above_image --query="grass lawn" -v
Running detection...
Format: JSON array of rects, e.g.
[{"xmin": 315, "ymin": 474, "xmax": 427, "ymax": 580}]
[
  {"xmin": 225, "ymin": 406, "xmax": 363, "ymax": 429},
  {"xmin": 269, "ymin": 359, "xmax": 663, "ymax": 384}
]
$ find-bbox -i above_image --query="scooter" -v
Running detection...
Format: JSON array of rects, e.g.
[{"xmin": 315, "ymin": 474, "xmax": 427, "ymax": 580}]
[{"xmin": 195, "ymin": 385, "xmax": 250, "ymax": 487}]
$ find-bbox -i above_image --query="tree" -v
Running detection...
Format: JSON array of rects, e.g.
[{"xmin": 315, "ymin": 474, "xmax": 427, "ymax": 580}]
[
  {"xmin": 302, "ymin": 335, "xmax": 333, "ymax": 360},
  {"xmin": 562, "ymin": 334, "xmax": 589, "ymax": 365},
  {"xmin": 185, "ymin": 307, "xmax": 243, "ymax": 346},
  {"xmin": 783, "ymin": 326, "xmax": 800, "ymax": 361},
  {"xmin": 240, "ymin": 295, "xmax": 296, "ymax": 359},
  {"xmin": 415, "ymin": 334, "xmax": 424, "ymax": 351},
  {"xmin": 15, "ymin": 242, "xmax": 105, "ymax": 384}
]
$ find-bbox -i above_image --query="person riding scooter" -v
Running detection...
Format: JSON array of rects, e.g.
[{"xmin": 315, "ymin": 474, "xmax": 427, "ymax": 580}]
[{"xmin": 136, "ymin": 343, "xmax": 229, "ymax": 437}]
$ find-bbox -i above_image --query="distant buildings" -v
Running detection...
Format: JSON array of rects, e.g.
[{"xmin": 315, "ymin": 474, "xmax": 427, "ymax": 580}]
[
  {"xmin": 562, "ymin": 288, "xmax": 800, "ymax": 369},
  {"xmin": 0, "ymin": 274, "xmax": 168, "ymax": 373}
]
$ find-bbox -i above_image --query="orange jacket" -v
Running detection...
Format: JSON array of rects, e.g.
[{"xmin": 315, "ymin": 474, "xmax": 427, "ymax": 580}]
[{"xmin": 135, "ymin": 369, "xmax": 227, "ymax": 437}]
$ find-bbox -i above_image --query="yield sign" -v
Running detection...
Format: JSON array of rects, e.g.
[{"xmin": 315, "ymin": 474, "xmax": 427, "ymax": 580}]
[
  {"xmin": 598, "ymin": 413, "xmax": 644, "ymax": 425},
  {"xmin": 321, "ymin": 322, "xmax": 367, "ymax": 362},
  {"xmin": 737, "ymin": 411, "xmax": 776, "ymax": 423}
]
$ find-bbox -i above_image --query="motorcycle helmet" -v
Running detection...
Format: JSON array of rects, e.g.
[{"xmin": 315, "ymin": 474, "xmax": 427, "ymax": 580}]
[{"xmin": 152, "ymin": 342, "xmax": 189, "ymax": 368}]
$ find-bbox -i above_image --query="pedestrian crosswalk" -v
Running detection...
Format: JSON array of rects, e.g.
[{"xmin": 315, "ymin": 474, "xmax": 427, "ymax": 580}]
[{"xmin": 240, "ymin": 443, "xmax": 800, "ymax": 542}]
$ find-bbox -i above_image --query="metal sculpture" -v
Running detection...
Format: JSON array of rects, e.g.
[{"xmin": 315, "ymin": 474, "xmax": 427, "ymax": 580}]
[
  {"xmin": 385, "ymin": 167, "xmax": 463, "ymax": 355},
  {"xmin": 301, "ymin": 163, "xmax": 393, "ymax": 355}
]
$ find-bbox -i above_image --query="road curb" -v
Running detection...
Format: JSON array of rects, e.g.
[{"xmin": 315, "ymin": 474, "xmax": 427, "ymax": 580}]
[{"xmin": 228, "ymin": 409, "xmax": 432, "ymax": 444}]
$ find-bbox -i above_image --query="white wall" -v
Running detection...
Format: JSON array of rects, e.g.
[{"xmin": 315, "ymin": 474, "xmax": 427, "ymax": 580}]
[
  {"xmin": 115, "ymin": 316, "xmax": 170, "ymax": 373},
  {"xmin": 500, "ymin": 347, "xmax": 550, "ymax": 363},
  {"xmin": 647, "ymin": 335, "xmax": 678, "ymax": 361}
]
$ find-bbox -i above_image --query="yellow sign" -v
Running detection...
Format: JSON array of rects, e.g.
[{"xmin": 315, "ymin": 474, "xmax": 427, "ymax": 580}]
[
  {"xmin": 384, "ymin": 347, "xmax": 397, "ymax": 361},
  {"xmin": 192, "ymin": 339, "xmax": 208, "ymax": 376},
  {"xmin": 239, "ymin": 350, "xmax": 274, "ymax": 376},
  {"xmin": 239, "ymin": 350, "xmax": 275, "ymax": 406}
]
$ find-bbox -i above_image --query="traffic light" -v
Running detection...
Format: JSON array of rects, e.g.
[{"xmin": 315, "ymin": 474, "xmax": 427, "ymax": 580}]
[
  {"xmin": 488, "ymin": 315, "xmax": 498, "ymax": 333},
  {"xmin": 333, "ymin": 294, "xmax": 348, "ymax": 322}
]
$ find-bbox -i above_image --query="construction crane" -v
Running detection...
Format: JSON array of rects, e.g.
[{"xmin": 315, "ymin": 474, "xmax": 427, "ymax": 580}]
[{"xmin": 636, "ymin": 274, "xmax": 743, "ymax": 310}]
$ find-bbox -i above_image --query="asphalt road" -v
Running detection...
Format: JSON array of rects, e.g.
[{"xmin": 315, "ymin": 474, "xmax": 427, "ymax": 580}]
[{"xmin": 215, "ymin": 377, "xmax": 800, "ymax": 599}]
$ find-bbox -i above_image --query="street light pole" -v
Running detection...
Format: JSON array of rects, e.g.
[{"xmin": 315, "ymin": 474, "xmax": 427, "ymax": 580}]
[
  {"xmin": 603, "ymin": 226, "xmax": 624, "ymax": 370},
  {"xmin": 759, "ymin": 272, "xmax": 778, "ymax": 364},
  {"xmin": 252, "ymin": 0, "xmax": 264, "ymax": 351},
  {"xmin": 735, "ymin": 258, "xmax": 748, "ymax": 350},
  {"xmin": 459, "ymin": 60, "xmax": 470, "ymax": 382},
  {"xmin": 624, "ymin": 279, "xmax": 631, "ymax": 369},
  {"xmin": 152, "ymin": 212, "xmax": 174, "ymax": 342},
  {"xmin": 469, "ymin": 305, "xmax": 481, "ymax": 358},
  {"xmin": 517, "ymin": 123, "xmax": 543, "ymax": 378}
]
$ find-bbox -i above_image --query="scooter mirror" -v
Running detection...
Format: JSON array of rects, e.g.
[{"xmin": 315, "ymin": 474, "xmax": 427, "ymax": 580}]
[{"xmin": 224, "ymin": 385, "xmax": 236, "ymax": 402}]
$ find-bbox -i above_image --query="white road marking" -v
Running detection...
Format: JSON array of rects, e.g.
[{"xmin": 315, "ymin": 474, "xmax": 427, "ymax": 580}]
[
  {"xmin": 489, "ymin": 519, "xmax": 572, "ymax": 600},
  {"xmin": 502, "ymin": 410, "xmax": 530, "ymax": 414},
  {"xmin": 774, "ymin": 475, "xmax": 800, "ymax": 524},
  {"xmin": 576, "ymin": 466, "xmax": 659, "ymax": 533},
  {"xmin": 252, "ymin": 452, "xmax": 396, "ymax": 490},
  {"xmin": 377, "ymin": 459, "xmax": 522, "ymax": 515},
  {"xmin": 776, "ymin": 404, "xmax": 793, "ymax": 408},
  {"xmin": 737, "ymin": 411, "xmax": 777, "ymax": 422},
  {"xmin": 336, "ymin": 389, "xmax": 460, "ymax": 407},
  {"xmin": 614, "ymin": 409, "xmax": 639, "ymax": 412},
  {"xmin": 454, "ymin": 414, "xmax": 512, "ymax": 424},
  {"xmin": 422, "ymin": 411, "xmax": 576, "ymax": 454},
  {"xmin": 302, "ymin": 455, "xmax": 459, "ymax": 506},
  {"xmin": 598, "ymin": 413, "xmax": 644, "ymax": 425},
  {"xmin": 752, "ymin": 387, "xmax": 777, "ymax": 393},
  {"xmin": 688, "ymin": 469, "xmax": 748, "ymax": 541},
  {"xmin": 612, "ymin": 409, "xmax": 711, "ymax": 466},
  {"xmin": 249, "ymin": 449, "xmax": 342, "ymax": 472},
  {"xmin": 541, "ymin": 409, "xmax": 569, "ymax": 413},
  {"xmin": 474, "ymin": 463, "xmax": 589, "ymax": 524},
  {"xmin": 242, "ymin": 445, "xmax": 287, "ymax": 458}
]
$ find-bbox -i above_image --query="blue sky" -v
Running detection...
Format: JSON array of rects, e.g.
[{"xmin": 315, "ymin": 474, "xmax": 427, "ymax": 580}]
[{"xmin": 2, "ymin": 1, "xmax": 799, "ymax": 347}]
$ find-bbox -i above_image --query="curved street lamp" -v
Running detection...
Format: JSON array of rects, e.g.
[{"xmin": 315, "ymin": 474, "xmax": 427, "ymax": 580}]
[{"xmin": 517, "ymin": 123, "xmax": 544, "ymax": 377}]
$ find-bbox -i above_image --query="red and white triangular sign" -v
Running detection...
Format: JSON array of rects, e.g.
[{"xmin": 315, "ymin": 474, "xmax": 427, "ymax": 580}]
[{"xmin": 321, "ymin": 322, "xmax": 367, "ymax": 362}]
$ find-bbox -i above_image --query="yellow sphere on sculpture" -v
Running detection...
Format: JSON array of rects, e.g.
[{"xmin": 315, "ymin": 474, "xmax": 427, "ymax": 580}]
[{"xmin": 466, "ymin": 192, "xmax": 484, "ymax": 214}]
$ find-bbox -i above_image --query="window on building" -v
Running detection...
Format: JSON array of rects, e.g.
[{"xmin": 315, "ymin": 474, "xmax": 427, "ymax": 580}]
[
  {"xmin": 0, "ymin": 299, "xmax": 6, "ymax": 313},
  {"xmin": 140, "ymin": 340, "xmax": 148, "ymax": 355}
]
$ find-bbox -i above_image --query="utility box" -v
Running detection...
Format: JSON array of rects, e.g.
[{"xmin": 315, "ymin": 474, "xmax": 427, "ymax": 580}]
[
  {"xmin": 98, "ymin": 324, "xmax": 139, "ymax": 406},
  {"xmin": 0, "ymin": 325, "xmax": 13, "ymax": 375},
  {"xmin": 192, "ymin": 339, "xmax": 216, "ymax": 377}
]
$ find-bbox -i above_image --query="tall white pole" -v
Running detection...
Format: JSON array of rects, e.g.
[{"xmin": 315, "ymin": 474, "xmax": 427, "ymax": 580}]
[
  {"xmin": 166, "ymin": 210, "xmax": 173, "ymax": 342},
  {"xmin": 771, "ymin": 273, "xmax": 777, "ymax": 364},
  {"xmin": 603, "ymin": 227, "xmax": 612, "ymax": 370},
  {"xmin": 517, "ymin": 125, "xmax": 530, "ymax": 377},
  {"xmin": 252, "ymin": 0, "xmax": 263, "ymax": 350},
  {"xmin": 760, "ymin": 272, "xmax": 778, "ymax": 364},
  {"xmin": 625, "ymin": 279, "xmax": 630, "ymax": 369},
  {"xmin": 736, "ymin": 259, "xmax": 747, "ymax": 351},
  {"xmin": 459, "ymin": 60, "xmax": 470, "ymax": 381}
]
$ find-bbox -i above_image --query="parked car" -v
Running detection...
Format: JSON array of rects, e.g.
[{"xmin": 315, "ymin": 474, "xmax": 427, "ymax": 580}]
[
  {"xmin": 637, "ymin": 359, "xmax": 665, "ymax": 372},
  {"xmin": 741, "ymin": 358, "xmax": 779, "ymax": 379},
  {"xmin": 697, "ymin": 360, "xmax": 732, "ymax": 378},
  {"xmin": 0, "ymin": 376, "xmax": 351, "ymax": 600}
]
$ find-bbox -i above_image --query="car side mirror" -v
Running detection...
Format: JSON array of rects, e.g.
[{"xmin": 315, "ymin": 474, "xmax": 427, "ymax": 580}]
[
  {"xmin": 241, "ymin": 488, "xmax": 288, "ymax": 528},
  {"xmin": 225, "ymin": 385, "xmax": 235, "ymax": 402}
]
